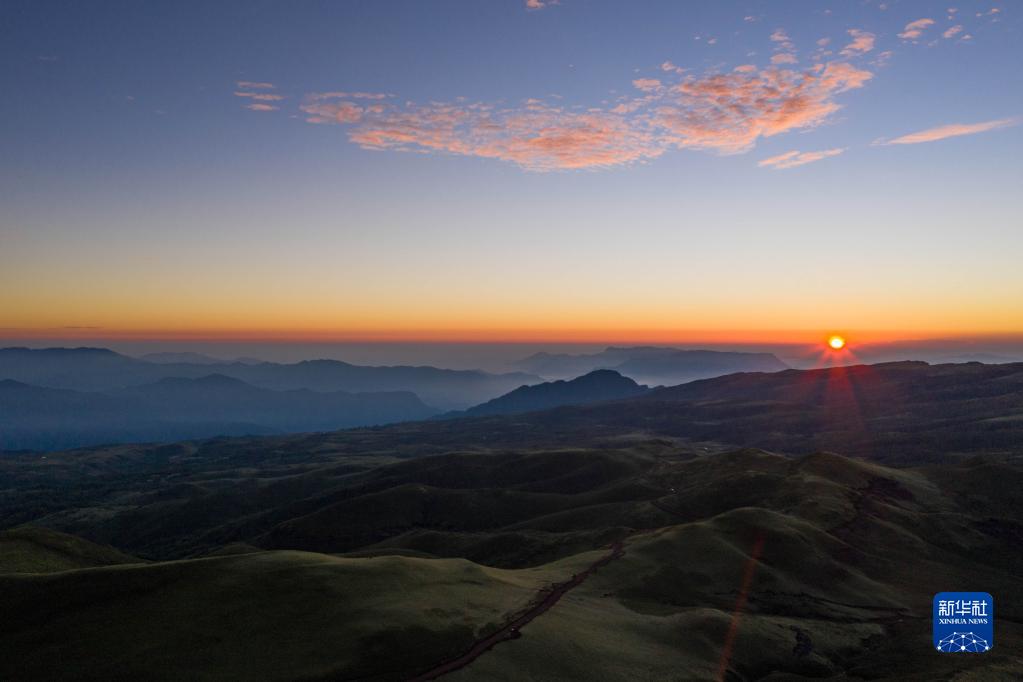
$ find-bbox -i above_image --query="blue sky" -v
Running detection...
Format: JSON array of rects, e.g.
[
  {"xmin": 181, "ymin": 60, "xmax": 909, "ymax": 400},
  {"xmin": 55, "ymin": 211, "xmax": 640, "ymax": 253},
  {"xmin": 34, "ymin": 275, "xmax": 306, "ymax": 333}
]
[{"xmin": 2, "ymin": 1, "xmax": 1021, "ymax": 344}]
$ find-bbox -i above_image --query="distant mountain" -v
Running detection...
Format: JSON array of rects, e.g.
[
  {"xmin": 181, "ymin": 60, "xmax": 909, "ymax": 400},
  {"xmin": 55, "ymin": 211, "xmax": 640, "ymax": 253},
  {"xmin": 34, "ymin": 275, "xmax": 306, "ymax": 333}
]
[
  {"xmin": 0, "ymin": 347, "xmax": 541, "ymax": 409},
  {"xmin": 445, "ymin": 369, "xmax": 649, "ymax": 418},
  {"xmin": 511, "ymin": 346, "xmax": 788, "ymax": 385},
  {"xmin": 0, "ymin": 375, "xmax": 436, "ymax": 451},
  {"xmin": 138, "ymin": 351, "xmax": 227, "ymax": 364}
]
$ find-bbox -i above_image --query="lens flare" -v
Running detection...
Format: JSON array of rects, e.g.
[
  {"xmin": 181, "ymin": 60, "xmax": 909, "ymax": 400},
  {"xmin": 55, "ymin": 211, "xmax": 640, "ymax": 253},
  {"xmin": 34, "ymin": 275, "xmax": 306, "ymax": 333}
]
[{"xmin": 828, "ymin": 335, "xmax": 846, "ymax": 350}]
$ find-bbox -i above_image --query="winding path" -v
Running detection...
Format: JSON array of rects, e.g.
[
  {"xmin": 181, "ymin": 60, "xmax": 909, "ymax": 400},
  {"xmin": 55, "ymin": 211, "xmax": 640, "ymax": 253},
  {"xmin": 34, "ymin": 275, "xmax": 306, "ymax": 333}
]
[{"xmin": 408, "ymin": 540, "xmax": 626, "ymax": 681}]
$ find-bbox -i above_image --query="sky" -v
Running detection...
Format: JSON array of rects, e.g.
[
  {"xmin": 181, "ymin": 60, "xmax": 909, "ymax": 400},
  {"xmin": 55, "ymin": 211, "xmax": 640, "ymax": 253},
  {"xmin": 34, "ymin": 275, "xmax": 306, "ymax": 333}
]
[{"xmin": 2, "ymin": 0, "xmax": 1022, "ymax": 351}]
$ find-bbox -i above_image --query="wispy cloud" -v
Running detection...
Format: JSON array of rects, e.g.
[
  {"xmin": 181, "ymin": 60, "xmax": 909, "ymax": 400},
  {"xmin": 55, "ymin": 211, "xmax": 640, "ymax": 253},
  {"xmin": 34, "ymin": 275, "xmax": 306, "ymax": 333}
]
[
  {"xmin": 348, "ymin": 101, "xmax": 665, "ymax": 171},
  {"xmin": 302, "ymin": 100, "xmax": 366, "ymax": 124},
  {"xmin": 879, "ymin": 118, "xmax": 1019, "ymax": 145},
  {"xmin": 758, "ymin": 148, "xmax": 845, "ymax": 169},
  {"xmin": 769, "ymin": 27, "xmax": 798, "ymax": 65},
  {"xmin": 632, "ymin": 78, "xmax": 662, "ymax": 92},
  {"xmin": 235, "ymin": 81, "xmax": 282, "ymax": 111},
  {"xmin": 898, "ymin": 18, "xmax": 935, "ymax": 41},
  {"xmin": 307, "ymin": 91, "xmax": 389, "ymax": 100},
  {"xmin": 841, "ymin": 29, "xmax": 875, "ymax": 56},
  {"xmin": 297, "ymin": 58, "xmax": 871, "ymax": 170},
  {"xmin": 234, "ymin": 91, "xmax": 284, "ymax": 101},
  {"xmin": 943, "ymin": 25, "xmax": 963, "ymax": 39}
]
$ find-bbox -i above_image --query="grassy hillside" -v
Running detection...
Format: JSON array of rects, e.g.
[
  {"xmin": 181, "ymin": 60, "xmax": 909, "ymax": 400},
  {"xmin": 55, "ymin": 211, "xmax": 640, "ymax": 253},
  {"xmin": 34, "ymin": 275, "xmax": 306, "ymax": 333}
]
[
  {"xmin": 0, "ymin": 548, "xmax": 597, "ymax": 681},
  {"xmin": 0, "ymin": 526, "xmax": 138, "ymax": 574},
  {"xmin": 2, "ymin": 450, "xmax": 1021, "ymax": 680},
  {"xmin": 3, "ymin": 363, "xmax": 1022, "ymax": 679}
]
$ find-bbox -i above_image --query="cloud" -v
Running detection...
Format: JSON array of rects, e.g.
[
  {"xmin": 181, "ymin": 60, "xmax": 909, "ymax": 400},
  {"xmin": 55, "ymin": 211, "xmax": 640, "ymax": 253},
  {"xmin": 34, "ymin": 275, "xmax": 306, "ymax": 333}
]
[
  {"xmin": 245, "ymin": 103, "xmax": 279, "ymax": 112},
  {"xmin": 653, "ymin": 62, "xmax": 871, "ymax": 154},
  {"xmin": 880, "ymin": 118, "xmax": 1019, "ymax": 145},
  {"xmin": 237, "ymin": 81, "xmax": 275, "ymax": 89},
  {"xmin": 632, "ymin": 78, "xmax": 662, "ymax": 92},
  {"xmin": 234, "ymin": 91, "xmax": 285, "ymax": 101},
  {"xmin": 758, "ymin": 148, "xmax": 845, "ymax": 169},
  {"xmin": 817, "ymin": 37, "xmax": 831, "ymax": 47},
  {"xmin": 771, "ymin": 53, "xmax": 798, "ymax": 65},
  {"xmin": 943, "ymin": 25, "xmax": 963, "ymax": 38},
  {"xmin": 301, "ymin": 99, "xmax": 365, "ymax": 124},
  {"xmin": 525, "ymin": 0, "xmax": 546, "ymax": 9},
  {"xmin": 302, "ymin": 59, "xmax": 871, "ymax": 170},
  {"xmin": 841, "ymin": 29, "xmax": 875, "ymax": 56},
  {"xmin": 307, "ymin": 91, "xmax": 389, "ymax": 100},
  {"xmin": 348, "ymin": 101, "xmax": 665, "ymax": 171},
  {"xmin": 770, "ymin": 29, "xmax": 790, "ymax": 43},
  {"xmin": 898, "ymin": 18, "xmax": 935, "ymax": 41},
  {"xmin": 660, "ymin": 61, "xmax": 686, "ymax": 74}
]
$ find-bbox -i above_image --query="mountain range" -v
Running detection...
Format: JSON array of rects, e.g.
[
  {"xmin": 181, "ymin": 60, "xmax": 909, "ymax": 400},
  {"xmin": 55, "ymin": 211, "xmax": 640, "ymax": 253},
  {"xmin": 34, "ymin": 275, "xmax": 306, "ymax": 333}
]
[
  {"xmin": 511, "ymin": 345, "xmax": 788, "ymax": 384},
  {"xmin": 0, "ymin": 375, "xmax": 436, "ymax": 451},
  {"xmin": 1, "ymin": 361, "xmax": 1021, "ymax": 679},
  {"xmin": 440, "ymin": 369, "xmax": 649, "ymax": 419},
  {"xmin": 0, "ymin": 347, "xmax": 540, "ymax": 410}
]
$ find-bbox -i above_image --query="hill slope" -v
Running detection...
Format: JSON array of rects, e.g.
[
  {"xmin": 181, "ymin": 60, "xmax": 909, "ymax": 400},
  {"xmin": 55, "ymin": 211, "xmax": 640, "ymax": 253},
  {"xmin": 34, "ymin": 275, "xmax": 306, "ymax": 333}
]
[
  {"xmin": 0, "ymin": 526, "xmax": 138, "ymax": 574},
  {"xmin": 1, "ymin": 451, "xmax": 1020, "ymax": 680},
  {"xmin": 444, "ymin": 369, "xmax": 649, "ymax": 418}
]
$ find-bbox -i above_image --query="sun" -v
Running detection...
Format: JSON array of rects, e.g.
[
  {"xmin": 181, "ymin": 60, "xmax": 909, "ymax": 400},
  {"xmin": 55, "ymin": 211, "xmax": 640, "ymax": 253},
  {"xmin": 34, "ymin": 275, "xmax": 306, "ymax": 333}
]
[{"xmin": 827, "ymin": 335, "xmax": 846, "ymax": 350}]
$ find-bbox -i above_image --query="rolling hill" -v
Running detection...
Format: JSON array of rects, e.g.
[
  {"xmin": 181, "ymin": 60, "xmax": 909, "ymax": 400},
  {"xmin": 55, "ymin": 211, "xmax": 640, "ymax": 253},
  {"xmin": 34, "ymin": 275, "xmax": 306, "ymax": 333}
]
[
  {"xmin": 442, "ymin": 369, "xmax": 649, "ymax": 418},
  {"xmin": 2, "ymin": 361, "xmax": 1022, "ymax": 679},
  {"xmin": 2, "ymin": 450, "xmax": 1020, "ymax": 680}
]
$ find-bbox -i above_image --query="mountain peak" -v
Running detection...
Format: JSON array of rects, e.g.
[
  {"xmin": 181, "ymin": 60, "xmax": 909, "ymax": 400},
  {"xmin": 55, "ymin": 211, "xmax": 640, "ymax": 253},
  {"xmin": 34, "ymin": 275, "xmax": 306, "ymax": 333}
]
[{"xmin": 451, "ymin": 369, "xmax": 648, "ymax": 419}]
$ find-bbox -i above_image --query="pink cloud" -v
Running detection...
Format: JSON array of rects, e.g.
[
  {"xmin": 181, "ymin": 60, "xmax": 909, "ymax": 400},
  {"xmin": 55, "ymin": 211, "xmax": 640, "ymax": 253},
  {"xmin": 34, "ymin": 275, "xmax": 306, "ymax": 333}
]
[
  {"xmin": 245, "ymin": 103, "xmax": 278, "ymax": 112},
  {"xmin": 308, "ymin": 91, "xmax": 389, "ymax": 100},
  {"xmin": 525, "ymin": 0, "xmax": 545, "ymax": 9},
  {"xmin": 881, "ymin": 118, "xmax": 1019, "ymax": 145},
  {"xmin": 348, "ymin": 101, "xmax": 664, "ymax": 171},
  {"xmin": 841, "ymin": 29, "xmax": 875, "ymax": 56},
  {"xmin": 653, "ymin": 62, "xmax": 871, "ymax": 154},
  {"xmin": 758, "ymin": 147, "xmax": 845, "ymax": 169},
  {"xmin": 898, "ymin": 18, "xmax": 935, "ymax": 40},
  {"xmin": 236, "ymin": 81, "xmax": 274, "ymax": 89},
  {"xmin": 301, "ymin": 99, "xmax": 364, "ymax": 124},
  {"xmin": 771, "ymin": 53, "xmax": 798, "ymax": 65},
  {"xmin": 234, "ymin": 91, "xmax": 284, "ymax": 101},
  {"xmin": 632, "ymin": 78, "xmax": 662, "ymax": 92},
  {"xmin": 302, "ymin": 59, "xmax": 872, "ymax": 170},
  {"xmin": 943, "ymin": 25, "xmax": 963, "ymax": 38}
]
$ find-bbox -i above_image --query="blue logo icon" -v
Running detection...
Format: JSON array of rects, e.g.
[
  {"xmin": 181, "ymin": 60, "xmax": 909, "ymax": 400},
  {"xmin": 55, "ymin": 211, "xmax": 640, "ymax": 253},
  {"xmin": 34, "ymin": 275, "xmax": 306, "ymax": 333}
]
[{"xmin": 933, "ymin": 592, "xmax": 993, "ymax": 653}]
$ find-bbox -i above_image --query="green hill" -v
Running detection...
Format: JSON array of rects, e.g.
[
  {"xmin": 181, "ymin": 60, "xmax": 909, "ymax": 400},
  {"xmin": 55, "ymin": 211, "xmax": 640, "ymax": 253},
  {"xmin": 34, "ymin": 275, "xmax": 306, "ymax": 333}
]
[
  {"xmin": 0, "ymin": 526, "xmax": 138, "ymax": 574},
  {"xmin": 0, "ymin": 548, "xmax": 597, "ymax": 681}
]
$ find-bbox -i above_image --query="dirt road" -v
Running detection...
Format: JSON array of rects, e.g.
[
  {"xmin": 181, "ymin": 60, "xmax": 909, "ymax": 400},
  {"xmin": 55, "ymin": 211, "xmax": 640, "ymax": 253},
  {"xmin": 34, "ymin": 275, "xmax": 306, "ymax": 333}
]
[{"xmin": 408, "ymin": 540, "xmax": 626, "ymax": 680}]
